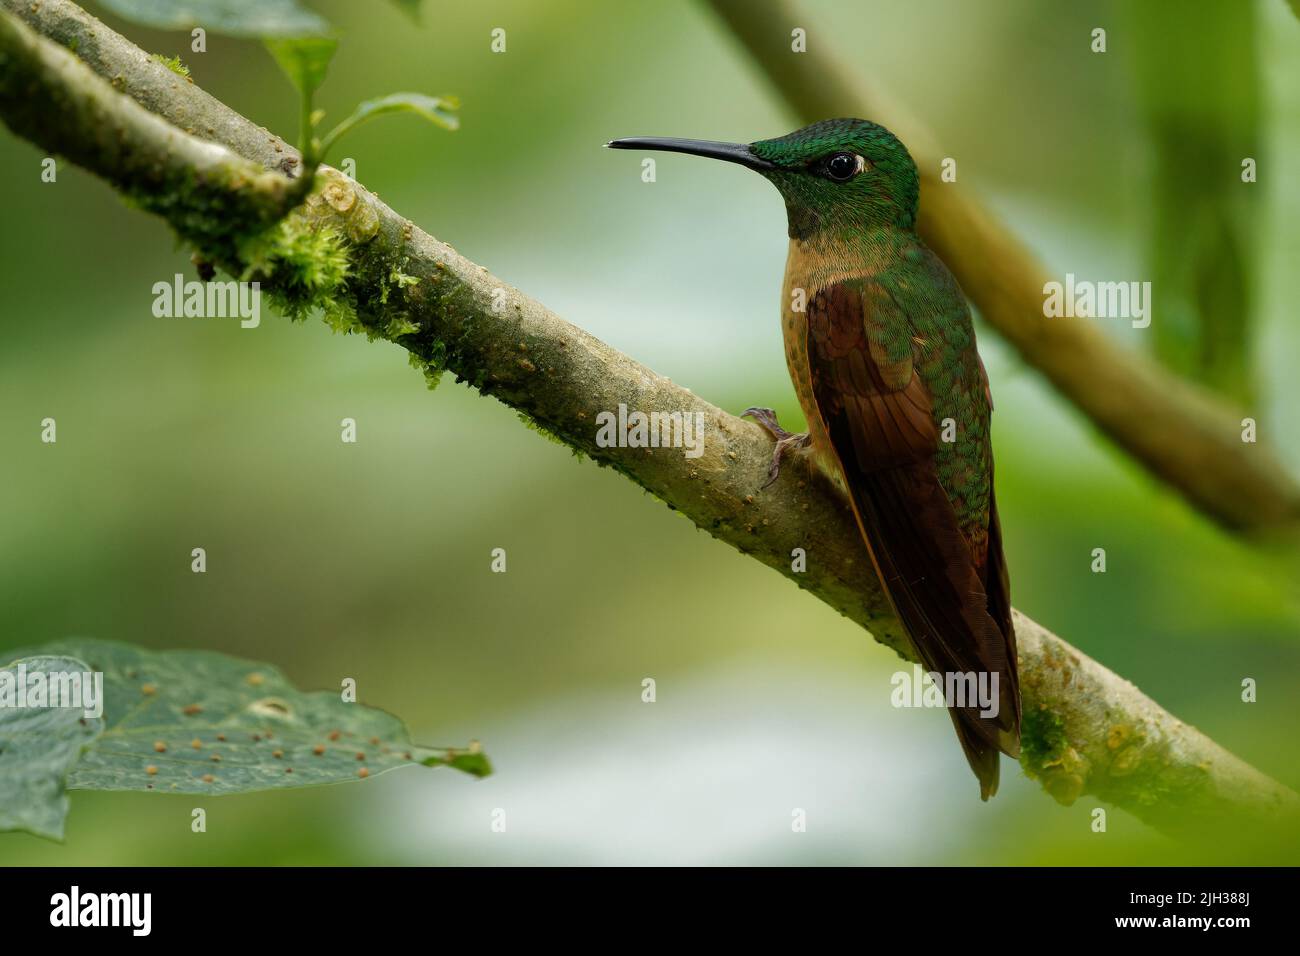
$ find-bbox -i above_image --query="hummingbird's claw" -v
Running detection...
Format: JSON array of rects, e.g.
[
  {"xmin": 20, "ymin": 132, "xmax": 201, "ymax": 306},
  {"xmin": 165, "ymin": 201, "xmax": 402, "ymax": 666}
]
[
  {"xmin": 742, "ymin": 407, "xmax": 809, "ymax": 488},
  {"xmin": 742, "ymin": 406, "xmax": 793, "ymax": 441}
]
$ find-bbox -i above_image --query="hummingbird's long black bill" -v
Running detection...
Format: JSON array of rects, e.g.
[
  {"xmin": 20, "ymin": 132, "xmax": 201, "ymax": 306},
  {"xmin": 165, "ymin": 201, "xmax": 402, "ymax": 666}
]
[{"xmin": 605, "ymin": 137, "xmax": 775, "ymax": 172}]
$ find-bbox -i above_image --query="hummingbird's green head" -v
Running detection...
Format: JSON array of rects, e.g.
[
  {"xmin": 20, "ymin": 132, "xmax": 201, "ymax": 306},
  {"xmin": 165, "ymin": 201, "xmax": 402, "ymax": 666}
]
[
  {"xmin": 607, "ymin": 118, "xmax": 919, "ymax": 240},
  {"xmin": 751, "ymin": 118, "xmax": 919, "ymax": 238}
]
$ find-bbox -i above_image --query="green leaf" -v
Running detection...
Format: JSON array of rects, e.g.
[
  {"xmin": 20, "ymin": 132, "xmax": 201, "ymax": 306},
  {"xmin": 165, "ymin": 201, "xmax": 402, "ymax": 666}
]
[
  {"xmin": 319, "ymin": 93, "xmax": 459, "ymax": 158},
  {"xmin": 1, "ymin": 639, "xmax": 489, "ymax": 841},
  {"xmin": 0, "ymin": 656, "xmax": 103, "ymax": 840},
  {"xmin": 264, "ymin": 35, "xmax": 339, "ymax": 99},
  {"xmin": 265, "ymin": 35, "xmax": 340, "ymax": 164},
  {"xmin": 96, "ymin": 0, "xmax": 331, "ymax": 38}
]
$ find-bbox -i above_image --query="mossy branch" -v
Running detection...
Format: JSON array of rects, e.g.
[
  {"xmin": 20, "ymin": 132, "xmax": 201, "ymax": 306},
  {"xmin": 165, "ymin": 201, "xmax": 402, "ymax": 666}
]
[
  {"xmin": 0, "ymin": 6, "xmax": 309, "ymax": 263},
  {"xmin": 1, "ymin": 0, "xmax": 1297, "ymax": 840},
  {"xmin": 703, "ymin": 0, "xmax": 1300, "ymax": 536}
]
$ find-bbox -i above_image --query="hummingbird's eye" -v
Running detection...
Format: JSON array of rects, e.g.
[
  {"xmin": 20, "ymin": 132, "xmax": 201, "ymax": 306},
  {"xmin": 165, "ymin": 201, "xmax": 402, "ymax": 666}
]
[{"xmin": 825, "ymin": 152, "xmax": 864, "ymax": 181}]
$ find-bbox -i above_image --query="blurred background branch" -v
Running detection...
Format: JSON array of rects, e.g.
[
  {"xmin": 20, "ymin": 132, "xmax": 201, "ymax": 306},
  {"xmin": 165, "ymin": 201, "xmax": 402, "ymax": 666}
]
[
  {"xmin": 1129, "ymin": 0, "xmax": 1259, "ymax": 405},
  {"xmin": 704, "ymin": 0, "xmax": 1300, "ymax": 536},
  {"xmin": 2, "ymin": 1, "xmax": 1297, "ymax": 839}
]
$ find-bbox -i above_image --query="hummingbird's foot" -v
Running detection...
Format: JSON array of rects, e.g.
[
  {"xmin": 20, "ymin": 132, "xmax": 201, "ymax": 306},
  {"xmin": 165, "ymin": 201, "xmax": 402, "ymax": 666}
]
[{"xmin": 742, "ymin": 407, "xmax": 810, "ymax": 488}]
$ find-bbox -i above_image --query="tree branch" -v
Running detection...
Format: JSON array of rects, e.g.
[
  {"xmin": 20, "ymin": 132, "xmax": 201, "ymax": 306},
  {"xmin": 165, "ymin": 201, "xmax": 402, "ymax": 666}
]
[
  {"xmin": 703, "ymin": 0, "xmax": 1300, "ymax": 536},
  {"xmin": 2, "ymin": 0, "xmax": 1296, "ymax": 839}
]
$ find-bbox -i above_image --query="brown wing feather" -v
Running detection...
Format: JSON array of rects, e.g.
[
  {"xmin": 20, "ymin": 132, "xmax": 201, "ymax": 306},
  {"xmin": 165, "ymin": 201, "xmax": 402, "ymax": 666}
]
[{"xmin": 806, "ymin": 281, "xmax": 1018, "ymax": 799}]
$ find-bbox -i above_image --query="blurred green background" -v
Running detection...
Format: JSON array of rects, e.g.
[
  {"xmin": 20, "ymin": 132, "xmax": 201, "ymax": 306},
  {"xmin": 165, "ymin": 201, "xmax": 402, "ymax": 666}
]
[{"xmin": 2, "ymin": 0, "xmax": 1299, "ymax": 865}]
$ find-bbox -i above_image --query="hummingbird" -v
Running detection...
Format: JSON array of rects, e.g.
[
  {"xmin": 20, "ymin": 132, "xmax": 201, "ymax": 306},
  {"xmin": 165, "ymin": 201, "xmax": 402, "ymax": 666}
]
[{"xmin": 608, "ymin": 119, "xmax": 1020, "ymax": 798}]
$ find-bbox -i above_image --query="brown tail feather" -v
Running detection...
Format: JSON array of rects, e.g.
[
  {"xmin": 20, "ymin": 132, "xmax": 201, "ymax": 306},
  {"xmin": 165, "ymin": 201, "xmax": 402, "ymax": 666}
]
[
  {"xmin": 838, "ymin": 460, "xmax": 1020, "ymax": 795},
  {"xmin": 952, "ymin": 712, "xmax": 1001, "ymax": 800}
]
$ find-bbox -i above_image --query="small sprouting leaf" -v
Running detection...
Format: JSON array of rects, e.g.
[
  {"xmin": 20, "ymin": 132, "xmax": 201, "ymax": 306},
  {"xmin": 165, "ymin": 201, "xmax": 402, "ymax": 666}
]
[
  {"xmin": 319, "ymin": 93, "xmax": 459, "ymax": 158},
  {"xmin": 97, "ymin": 0, "xmax": 330, "ymax": 38},
  {"xmin": 265, "ymin": 35, "xmax": 339, "ymax": 98},
  {"xmin": 358, "ymin": 92, "xmax": 459, "ymax": 130},
  {"xmin": 265, "ymin": 35, "xmax": 340, "ymax": 164},
  {"xmin": 0, "ymin": 656, "xmax": 103, "ymax": 840},
  {"xmin": 1, "ymin": 639, "xmax": 489, "ymax": 842}
]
